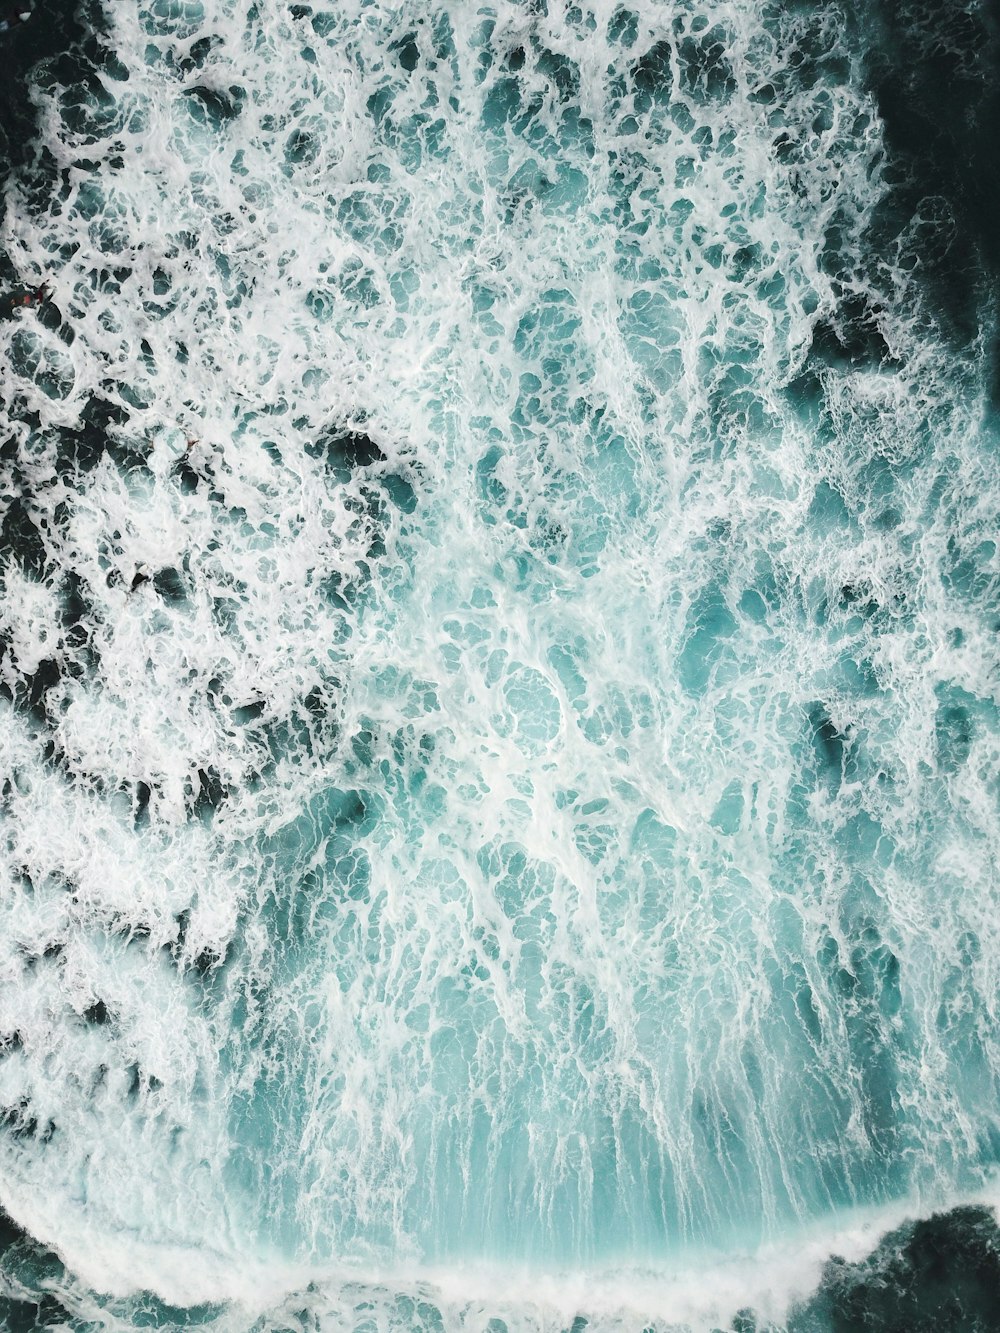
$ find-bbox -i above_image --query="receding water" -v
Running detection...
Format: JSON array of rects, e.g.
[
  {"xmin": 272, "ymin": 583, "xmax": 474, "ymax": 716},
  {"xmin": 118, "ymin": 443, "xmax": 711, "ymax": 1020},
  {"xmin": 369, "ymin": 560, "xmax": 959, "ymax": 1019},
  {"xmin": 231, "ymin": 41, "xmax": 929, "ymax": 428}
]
[{"xmin": 0, "ymin": 1, "xmax": 998, "ymax": 1329}]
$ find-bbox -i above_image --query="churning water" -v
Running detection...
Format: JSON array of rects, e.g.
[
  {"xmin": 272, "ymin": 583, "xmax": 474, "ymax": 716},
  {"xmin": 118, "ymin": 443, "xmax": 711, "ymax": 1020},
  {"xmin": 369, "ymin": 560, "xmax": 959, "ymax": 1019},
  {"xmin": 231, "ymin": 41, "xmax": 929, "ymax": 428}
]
[{"xmin": 0, "ymin": 1, "xmax": 998, "ymax": 1329}]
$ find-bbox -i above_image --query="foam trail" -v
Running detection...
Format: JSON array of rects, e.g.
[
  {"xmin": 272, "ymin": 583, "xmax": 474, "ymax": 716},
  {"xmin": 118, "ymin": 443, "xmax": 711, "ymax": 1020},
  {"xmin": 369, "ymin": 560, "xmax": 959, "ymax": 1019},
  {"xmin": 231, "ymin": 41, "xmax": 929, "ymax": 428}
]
[{"xmin": 0, "ymin": 0, "xmax": 998, "ymax": 1330}]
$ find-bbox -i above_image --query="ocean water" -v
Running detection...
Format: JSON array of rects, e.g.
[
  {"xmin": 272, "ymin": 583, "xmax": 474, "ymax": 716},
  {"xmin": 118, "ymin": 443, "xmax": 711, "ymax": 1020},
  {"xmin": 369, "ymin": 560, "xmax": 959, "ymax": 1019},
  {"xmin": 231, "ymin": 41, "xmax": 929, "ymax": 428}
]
[{"xmin": 0, "ymin": 1, "xmax": 998, "ymax": 1329}]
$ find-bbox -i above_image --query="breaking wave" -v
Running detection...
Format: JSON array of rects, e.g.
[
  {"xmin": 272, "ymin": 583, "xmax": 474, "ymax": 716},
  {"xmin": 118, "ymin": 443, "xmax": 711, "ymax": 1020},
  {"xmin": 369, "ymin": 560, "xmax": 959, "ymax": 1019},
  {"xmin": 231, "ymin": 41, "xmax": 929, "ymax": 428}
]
[{"xmin": 0, "ymin": 1, "xmax": 998, "ymax": 1329}]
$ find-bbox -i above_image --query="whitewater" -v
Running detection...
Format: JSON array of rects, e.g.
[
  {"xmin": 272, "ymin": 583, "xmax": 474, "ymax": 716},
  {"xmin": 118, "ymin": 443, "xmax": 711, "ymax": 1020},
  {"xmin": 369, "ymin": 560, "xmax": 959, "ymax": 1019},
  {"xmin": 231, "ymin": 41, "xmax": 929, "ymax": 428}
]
[{"xmin": 0, "ymin": 0, "xmax": 998, "ymax": 1328}]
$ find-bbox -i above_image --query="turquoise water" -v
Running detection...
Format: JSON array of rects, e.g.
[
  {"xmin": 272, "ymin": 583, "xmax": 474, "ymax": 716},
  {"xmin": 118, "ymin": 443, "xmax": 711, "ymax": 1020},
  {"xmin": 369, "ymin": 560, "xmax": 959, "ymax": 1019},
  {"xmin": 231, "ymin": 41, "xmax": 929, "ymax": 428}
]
[{"xmin": 0, "ymin": 1, "xmax": 998, "ymax": 1328}]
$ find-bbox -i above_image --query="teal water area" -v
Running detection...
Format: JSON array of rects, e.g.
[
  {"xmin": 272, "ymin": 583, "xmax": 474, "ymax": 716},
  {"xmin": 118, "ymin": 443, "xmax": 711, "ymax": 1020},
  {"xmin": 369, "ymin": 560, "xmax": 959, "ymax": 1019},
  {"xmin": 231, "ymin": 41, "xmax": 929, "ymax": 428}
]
[{"xmin": 0, "ymin": 1, "xmax": 998, "ymax": 1329}]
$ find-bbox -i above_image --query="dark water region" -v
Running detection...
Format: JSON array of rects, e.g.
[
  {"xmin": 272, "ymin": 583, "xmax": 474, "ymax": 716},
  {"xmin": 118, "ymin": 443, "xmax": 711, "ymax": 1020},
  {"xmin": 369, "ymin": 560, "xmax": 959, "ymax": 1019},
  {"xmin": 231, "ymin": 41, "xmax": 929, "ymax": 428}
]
[
  {"xmin": 786, "ymin": 1206, "xmax": 1000, "ymax": 1333},
  {"xmin": 861, "ymin": 0, "xmax": 1000, "ymax": 385},
  {"xmin": 0, "ymin": 0, "xmax": 111, "ymax": 199},
  {"xmin": 0, "ymin": 1206, "xmax": 224, "ymax": 1332},
  {"xmin": 788, "ymin": 0, "xmax": 1000, "ymax": 393},
  {"xmin": 0, "ymin": 1207, "xmax": 70, "ymax": 1333},
  {"xmin": 0, "ymin": 1, "xmax": 113, "ymax": 616}
]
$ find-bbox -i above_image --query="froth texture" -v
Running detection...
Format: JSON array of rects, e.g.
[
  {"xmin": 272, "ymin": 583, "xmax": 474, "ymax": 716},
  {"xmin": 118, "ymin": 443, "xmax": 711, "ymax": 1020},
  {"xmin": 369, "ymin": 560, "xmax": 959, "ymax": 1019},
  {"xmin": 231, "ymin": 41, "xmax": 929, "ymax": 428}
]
[{"xmin": 0, "ymin": 1, "xmax": 998, "ymax": 1329}]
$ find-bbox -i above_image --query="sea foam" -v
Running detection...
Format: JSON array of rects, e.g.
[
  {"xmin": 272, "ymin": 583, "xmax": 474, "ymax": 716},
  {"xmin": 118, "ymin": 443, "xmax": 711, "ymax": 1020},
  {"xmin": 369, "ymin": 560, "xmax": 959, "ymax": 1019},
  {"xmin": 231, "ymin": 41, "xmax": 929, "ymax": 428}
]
[{"xmin": 0, "ymin": 1, "xmax": 998, "ymax": 1329}]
